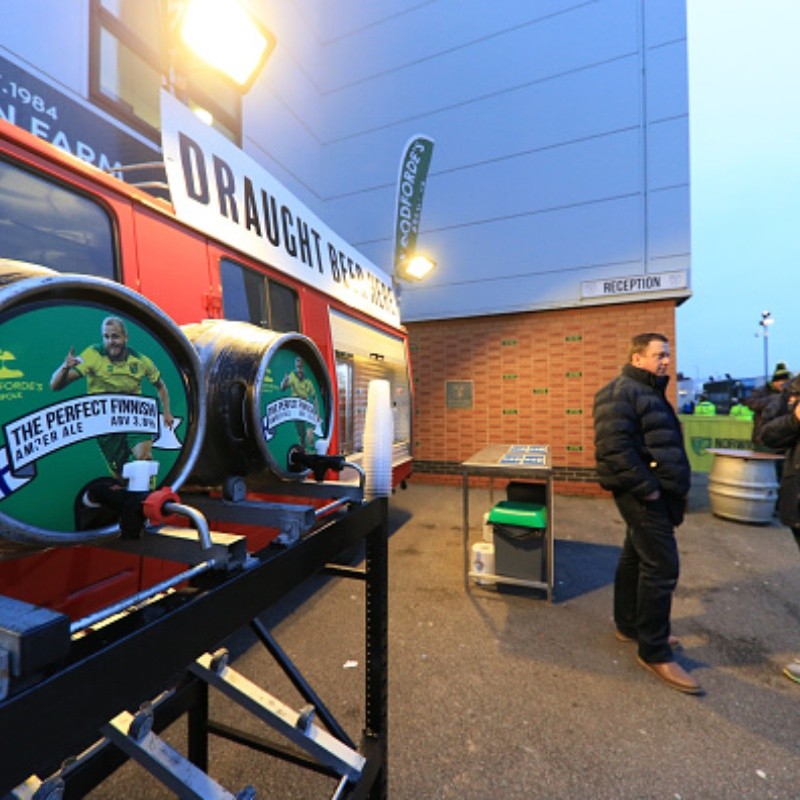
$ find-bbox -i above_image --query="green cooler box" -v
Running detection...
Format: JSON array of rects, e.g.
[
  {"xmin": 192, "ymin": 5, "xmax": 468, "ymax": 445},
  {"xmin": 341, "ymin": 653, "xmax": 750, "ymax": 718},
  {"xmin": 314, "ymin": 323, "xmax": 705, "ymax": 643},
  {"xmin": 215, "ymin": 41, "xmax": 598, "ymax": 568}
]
[{"xmin": 488, "ymin": 500, "xmax": 547, "ymax": 581}]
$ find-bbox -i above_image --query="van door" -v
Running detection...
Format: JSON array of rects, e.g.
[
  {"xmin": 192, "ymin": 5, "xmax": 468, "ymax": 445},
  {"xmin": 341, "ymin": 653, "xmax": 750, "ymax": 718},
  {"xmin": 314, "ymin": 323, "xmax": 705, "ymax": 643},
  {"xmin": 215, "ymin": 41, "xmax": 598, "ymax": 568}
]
[{"xmin": 132, "ymin": 206, "xmax": 215, "ymax": 324}]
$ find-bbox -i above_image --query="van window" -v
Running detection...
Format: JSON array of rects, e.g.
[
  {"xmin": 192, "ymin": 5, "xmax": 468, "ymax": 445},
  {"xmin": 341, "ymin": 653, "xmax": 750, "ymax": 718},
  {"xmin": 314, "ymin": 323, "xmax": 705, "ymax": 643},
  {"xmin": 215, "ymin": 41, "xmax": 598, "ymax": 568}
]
[
  {"xmin": 269, "ymin": 281, "xmax": 301, "ymax": 333},
  {"xmin": 220, "ymin": 258, "xmax": 299, "ymax": 332},
  {"xmin": 0, "ymin": 158, "xmax": 116, "ymax": 279}
]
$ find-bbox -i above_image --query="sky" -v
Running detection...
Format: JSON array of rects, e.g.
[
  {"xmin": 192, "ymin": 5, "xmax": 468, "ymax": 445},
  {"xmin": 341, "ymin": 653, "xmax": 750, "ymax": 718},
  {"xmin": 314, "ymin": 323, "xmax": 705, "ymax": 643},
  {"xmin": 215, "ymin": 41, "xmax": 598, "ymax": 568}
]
[{"xmin": 677, "ymin": 0, "xmax": 800, "ymax": 385}]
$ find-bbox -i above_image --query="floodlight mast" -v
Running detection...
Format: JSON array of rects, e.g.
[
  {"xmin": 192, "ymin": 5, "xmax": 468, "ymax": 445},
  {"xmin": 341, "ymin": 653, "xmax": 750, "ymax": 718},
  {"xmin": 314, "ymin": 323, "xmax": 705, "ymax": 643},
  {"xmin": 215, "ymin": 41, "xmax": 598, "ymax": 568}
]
[{"xmin": 759, "ymin": 310, "xmax": 773, "ymax": 382}]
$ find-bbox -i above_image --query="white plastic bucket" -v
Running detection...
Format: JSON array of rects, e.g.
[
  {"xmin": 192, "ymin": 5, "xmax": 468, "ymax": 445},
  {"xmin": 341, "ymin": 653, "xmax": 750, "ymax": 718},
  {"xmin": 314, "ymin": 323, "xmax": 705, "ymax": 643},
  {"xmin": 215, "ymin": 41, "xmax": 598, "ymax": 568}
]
[{"xmin": 471, "ymin": 541, "xmax": 495, "ymax": 585}]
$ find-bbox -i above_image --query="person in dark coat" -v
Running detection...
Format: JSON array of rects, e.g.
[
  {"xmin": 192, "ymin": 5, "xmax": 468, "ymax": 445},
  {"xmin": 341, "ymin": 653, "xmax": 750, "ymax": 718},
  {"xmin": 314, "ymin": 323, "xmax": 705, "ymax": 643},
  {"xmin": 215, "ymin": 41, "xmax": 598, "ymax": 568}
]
[
  {"xmin": 759, "ymin": 376, "xmax": 800, "ymax": 685},
  {"xmin": 747, "ymin": 361, "xmax": 790, "ymax": 447},
  {"xmin": 593, "ymin": 332, "xmax": 700, "ymax": 694}
]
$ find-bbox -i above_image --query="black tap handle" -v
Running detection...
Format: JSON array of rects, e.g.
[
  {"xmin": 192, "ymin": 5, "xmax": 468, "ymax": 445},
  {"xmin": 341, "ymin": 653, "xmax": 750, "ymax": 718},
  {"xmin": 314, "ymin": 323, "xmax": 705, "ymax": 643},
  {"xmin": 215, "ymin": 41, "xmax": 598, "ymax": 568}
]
[{"xmin": 287, "ymin": 446, "xmax": 347, "ymax": 481}]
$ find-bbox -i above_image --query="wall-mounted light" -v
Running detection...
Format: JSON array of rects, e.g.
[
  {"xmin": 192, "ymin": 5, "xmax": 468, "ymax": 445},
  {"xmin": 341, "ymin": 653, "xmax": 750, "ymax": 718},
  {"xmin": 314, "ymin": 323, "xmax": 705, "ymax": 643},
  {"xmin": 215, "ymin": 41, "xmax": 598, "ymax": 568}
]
[
  {"xmin": 177, "ymin": 0, "xmax": 276, "ymax": 91},
  {"xmin": 397, "ymin": 254, "xmax": 436, "ymax": 282}
]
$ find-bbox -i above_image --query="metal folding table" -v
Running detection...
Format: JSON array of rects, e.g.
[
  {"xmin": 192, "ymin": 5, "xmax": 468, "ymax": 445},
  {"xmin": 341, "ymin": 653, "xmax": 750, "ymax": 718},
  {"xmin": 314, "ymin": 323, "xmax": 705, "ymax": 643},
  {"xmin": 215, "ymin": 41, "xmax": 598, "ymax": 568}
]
[{"xmin": 461, "ymin": 444, "xmax": 554, "ymax": 601}]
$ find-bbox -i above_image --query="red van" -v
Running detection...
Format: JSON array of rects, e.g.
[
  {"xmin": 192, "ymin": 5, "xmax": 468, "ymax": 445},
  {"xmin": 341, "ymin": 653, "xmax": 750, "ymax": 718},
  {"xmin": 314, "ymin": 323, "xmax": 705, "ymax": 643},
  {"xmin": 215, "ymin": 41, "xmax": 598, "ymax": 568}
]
[{"xmin": 0, "ymin": 112, "xmax": 412, "ymax": 618}]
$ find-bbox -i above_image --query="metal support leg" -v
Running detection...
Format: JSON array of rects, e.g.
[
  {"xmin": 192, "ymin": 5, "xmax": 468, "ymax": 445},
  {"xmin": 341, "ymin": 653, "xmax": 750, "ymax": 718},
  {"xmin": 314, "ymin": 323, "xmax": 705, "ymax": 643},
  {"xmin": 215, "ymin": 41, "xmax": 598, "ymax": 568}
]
[
  {"xmin": 249, "ymin": 619, "xmax": 355, "ymax": 749},
  {"xmin": 187, "ymin": 679, "xmax": 210, "ymax": 771},
  {"xmin": 363, "ymin": 497, "xmax": 389, "ymax": 798},
  {"xmin": 462, "ymin": 470, "xmax": 470, "ymax": 590}
]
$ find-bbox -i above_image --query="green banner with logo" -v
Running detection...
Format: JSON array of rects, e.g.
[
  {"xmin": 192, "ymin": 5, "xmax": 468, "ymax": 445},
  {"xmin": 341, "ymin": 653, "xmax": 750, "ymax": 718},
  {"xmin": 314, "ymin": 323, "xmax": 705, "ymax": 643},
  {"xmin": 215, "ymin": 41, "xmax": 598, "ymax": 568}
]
[
  {"xmin": 393, "ymin": 134, "xmax": 435, "ymax": 276},
  {"xmin": 679, "ymin": 414, "xmax": 755, "ymax": 472}
]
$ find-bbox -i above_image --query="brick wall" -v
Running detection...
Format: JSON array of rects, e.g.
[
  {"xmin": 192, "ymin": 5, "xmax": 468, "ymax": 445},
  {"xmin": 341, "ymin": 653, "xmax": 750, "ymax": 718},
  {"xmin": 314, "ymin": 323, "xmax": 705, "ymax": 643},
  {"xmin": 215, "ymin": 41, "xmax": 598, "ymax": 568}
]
[{"xmin": 406, "ymin": 299, "xmax": 678, "ymax": 494}]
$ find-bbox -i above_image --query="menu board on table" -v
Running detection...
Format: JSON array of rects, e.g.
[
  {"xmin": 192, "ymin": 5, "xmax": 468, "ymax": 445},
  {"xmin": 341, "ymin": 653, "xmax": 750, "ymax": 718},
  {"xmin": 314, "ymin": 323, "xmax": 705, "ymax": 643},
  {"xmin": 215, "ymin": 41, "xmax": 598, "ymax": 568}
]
[{"xmin": 499, "ymin": 445, "xmax": 549, "ymax": 467}]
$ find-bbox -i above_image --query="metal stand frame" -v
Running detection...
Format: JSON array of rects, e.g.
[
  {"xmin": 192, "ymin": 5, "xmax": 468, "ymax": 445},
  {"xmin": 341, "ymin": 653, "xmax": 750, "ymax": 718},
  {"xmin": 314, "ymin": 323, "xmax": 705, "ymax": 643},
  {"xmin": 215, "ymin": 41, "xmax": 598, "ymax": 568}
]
[{"xmin": 0, "ymin": 497, "xmax": 388, "ymax": 799}]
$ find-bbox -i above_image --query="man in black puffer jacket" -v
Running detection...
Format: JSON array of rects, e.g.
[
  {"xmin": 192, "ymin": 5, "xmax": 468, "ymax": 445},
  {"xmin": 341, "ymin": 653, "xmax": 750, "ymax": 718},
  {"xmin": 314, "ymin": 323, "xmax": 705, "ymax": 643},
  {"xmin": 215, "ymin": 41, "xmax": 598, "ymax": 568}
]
[{"xmin": 593, "ymin": 332, "xmax": 699, "ymax": 694}]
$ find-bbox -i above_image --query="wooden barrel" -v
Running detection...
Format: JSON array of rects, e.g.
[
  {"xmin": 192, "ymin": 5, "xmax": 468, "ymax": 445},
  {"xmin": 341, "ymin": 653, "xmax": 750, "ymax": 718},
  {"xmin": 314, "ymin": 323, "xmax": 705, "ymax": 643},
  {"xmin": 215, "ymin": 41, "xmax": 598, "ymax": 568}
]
[
  {"xmin": 182, "ymin": 319, "xmax": 333, "ymax": 488},
  {"xmin": 0, "ymin": 259, "xmax": 205, "ymax": 556},
  {"xmin": 707, "ymin": 449, "xmax": 780, "ymax": 524}
]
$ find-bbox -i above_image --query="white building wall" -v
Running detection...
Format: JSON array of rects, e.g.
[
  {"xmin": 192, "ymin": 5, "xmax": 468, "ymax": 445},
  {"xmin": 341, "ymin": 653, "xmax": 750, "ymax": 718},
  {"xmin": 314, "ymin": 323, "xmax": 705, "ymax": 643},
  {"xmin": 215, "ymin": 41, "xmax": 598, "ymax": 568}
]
[
  {"xmin": 0, "ymin": 0, "xmax": 689, "ymax": 324},
  {"xmin": 306, "ymin": 0, "xmax": 690, "ymax": 320},
  {"xmin": 241, "ymin": 1, "xmax": 325, "ymax": 212},
  {"xmin": 0, "ymin": 1, "xmax": 88, "ymax": 97}
]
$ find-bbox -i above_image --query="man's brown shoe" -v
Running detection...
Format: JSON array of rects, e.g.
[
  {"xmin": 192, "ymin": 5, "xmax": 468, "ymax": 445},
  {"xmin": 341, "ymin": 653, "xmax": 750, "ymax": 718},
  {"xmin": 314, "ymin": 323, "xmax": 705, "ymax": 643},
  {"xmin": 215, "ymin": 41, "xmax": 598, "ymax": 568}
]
[
  {"xmin": 637, "ymin": 657, "xmax": 703, "ymax": 695},
  {"xmin": 615, "ymin": 629, "xmax": 681, "ymax": 648}
]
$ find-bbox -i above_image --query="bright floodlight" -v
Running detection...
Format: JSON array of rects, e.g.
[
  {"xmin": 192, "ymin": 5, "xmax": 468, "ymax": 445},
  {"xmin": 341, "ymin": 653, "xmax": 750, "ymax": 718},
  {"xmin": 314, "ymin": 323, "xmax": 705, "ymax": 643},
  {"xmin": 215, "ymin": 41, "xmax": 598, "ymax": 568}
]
[
  {"xmin": 179, "ymin": 0, "xmax": 275, "ymax": 90},
  {"xmin": 402, "ymin": 255, "xmax": 436, "ymax": 281}
]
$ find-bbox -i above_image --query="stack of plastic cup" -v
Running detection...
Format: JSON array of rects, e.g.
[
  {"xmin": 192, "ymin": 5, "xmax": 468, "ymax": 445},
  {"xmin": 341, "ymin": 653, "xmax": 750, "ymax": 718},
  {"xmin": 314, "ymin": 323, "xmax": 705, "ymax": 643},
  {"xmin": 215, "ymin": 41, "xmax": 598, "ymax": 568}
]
[{"xmin": 364, "ymin": 379, "xmax": 393, "ymax": 498}]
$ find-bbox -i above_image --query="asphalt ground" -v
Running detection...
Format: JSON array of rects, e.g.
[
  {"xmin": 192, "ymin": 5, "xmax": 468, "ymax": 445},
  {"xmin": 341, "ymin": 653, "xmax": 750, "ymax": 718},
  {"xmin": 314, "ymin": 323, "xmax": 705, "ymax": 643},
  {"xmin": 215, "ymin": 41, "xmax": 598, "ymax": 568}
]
[{"xmin": 90, "ymin": 474, "xmax": 800, "ymax": 799}]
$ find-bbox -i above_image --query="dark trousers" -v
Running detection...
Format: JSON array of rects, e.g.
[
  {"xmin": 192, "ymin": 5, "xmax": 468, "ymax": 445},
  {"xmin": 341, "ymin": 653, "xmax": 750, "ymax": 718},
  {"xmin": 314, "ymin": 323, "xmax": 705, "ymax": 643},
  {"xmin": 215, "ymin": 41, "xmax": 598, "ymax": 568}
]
[{"xmin": 613, "ymin": 493, "xmax": 680, "ymax": 663}]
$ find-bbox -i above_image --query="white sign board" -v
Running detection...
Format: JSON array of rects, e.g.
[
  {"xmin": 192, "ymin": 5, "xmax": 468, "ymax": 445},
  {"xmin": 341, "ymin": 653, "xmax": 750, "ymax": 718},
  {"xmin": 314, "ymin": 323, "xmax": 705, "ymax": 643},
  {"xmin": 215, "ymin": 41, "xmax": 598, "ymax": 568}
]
[
  {"xmin": 581, "ymin": 270, "xmax": 688, "ymax": 300},
  {"xmin": 160, "ymin": 92, "xmax": 400, "ymax": 327}
]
